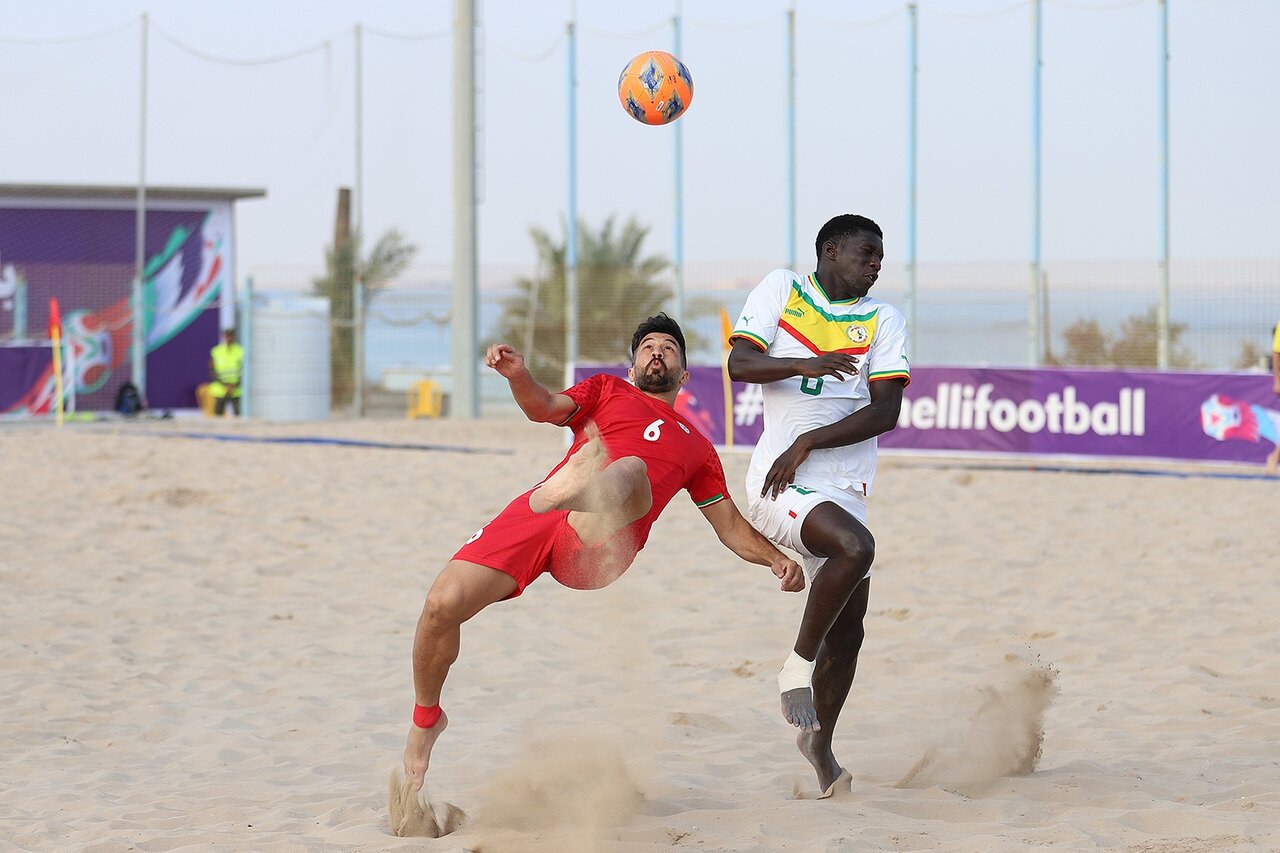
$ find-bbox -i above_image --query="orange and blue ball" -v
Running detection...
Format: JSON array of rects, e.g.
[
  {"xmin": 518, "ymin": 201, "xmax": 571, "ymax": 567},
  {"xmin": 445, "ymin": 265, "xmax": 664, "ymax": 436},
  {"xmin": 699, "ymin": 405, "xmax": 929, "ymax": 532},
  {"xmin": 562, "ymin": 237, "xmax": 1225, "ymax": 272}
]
[{"xmin": 618, "ymin": 50, "xmax": 694, "ymax": 126}]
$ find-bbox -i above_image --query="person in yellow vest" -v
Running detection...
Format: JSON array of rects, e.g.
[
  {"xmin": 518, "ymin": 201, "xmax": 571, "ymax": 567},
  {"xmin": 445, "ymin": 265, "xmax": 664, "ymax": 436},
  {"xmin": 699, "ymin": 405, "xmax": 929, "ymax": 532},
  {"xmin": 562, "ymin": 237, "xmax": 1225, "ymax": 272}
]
[
  {"xmin": 1270, "ymin": 323, "xmax": 1280, "ymax": 472},
  {"xmin": 209, "ymin": 328, "xmax": 245, "ymax": 416}
]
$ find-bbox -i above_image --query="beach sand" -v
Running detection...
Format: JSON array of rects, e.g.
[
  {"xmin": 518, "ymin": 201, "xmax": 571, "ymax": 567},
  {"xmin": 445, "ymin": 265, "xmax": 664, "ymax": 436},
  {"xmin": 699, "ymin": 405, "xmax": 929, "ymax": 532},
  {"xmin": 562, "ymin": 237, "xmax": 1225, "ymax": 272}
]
[{"xmin": 2, "ymin": 416, "xmax": 1278, "ymax": 851}]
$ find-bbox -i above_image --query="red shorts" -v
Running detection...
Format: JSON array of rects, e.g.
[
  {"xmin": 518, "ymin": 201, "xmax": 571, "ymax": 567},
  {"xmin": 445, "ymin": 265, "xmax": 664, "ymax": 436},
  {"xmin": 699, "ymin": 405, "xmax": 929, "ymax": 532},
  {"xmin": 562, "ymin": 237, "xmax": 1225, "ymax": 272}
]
[{"xmin": 452, "ymin": 489, "xmax": 640, "ymax": 596}]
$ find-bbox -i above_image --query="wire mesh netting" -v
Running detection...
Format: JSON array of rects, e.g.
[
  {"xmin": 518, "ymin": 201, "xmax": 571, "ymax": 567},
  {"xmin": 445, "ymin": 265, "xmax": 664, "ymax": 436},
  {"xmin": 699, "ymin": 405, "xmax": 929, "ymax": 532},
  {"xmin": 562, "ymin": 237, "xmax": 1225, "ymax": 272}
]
[
  {"xmin": 2, "ymin": 3, "xmax": 1277, "ymax": 419},
  {"xmin": 240, "ymin": 253, "xmax": 1278, "ymax": 417}
]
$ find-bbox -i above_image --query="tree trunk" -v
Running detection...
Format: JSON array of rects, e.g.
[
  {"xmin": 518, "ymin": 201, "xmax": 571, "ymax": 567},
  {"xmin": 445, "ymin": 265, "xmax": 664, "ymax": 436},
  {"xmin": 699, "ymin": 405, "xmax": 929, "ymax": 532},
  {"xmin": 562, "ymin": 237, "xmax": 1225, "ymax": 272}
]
[
  {"xmin": 334, "ymin": 188, "xmax": 352, "ymax": 255},
  {"xmin": 331, "ymin": 188, "xmax": 354, "ymax": 408}
]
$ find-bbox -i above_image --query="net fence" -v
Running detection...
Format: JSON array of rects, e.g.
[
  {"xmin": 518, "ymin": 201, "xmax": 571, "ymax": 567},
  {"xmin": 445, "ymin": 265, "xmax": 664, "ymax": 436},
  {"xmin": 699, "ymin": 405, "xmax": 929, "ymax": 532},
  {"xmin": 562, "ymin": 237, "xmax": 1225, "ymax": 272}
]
[
  {"xmin": 1, "ymin": 4, "xmax": 1275, "ymax": 418},
  {"xmin": 245, "ymin": 254, "xmax": 1279, "ymax": 418}
]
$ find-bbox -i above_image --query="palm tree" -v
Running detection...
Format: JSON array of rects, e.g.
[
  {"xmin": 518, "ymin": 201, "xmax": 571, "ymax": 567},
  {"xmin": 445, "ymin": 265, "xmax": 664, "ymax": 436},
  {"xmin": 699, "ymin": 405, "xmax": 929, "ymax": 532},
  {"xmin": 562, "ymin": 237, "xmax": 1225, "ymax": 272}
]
[
  {"xmin": 313, "ymin": 229, "xmax": 418, "ymax": 405},
  {"xmin": 495, "ymin": 215, "xmax": 702, "ymax": 389},
  {"xmin": 1108, "ymin": 306, "xmax": 1193, "ymax": 369},
  {"xmin": 1054, "ymin": 307, "xmax": 1193, "ymax": 369}
]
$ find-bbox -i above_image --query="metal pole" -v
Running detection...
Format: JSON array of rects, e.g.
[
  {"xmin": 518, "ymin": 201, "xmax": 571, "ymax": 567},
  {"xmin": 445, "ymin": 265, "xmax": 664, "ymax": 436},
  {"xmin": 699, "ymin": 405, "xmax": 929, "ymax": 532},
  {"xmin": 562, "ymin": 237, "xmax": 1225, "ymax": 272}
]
[
  {"xmin": 353, "ymin": 279, "xmax": 365, "ymax": 416},
  {"xmin": 354, "ymin": 23, "xmax": 364, "ymax": 244},
  {"xmin": 672, "ymin": 8, "xmax": 684, "ymax": 322},
  {"xmin": 1157, "ymin": 0, "xmax": 1170, "ymax": 369},
  {"xmin": 784, "ymin": 7, "xmax": 796, "ymax": 272},
  {"xmin": 1041, "ymin": 270, "xmax": 1051, "ymax": 363},
  {"xmin": 452, "ymin": 0, "xmax": 480, "ymax": 417},
  {"xmin": 564, "ymin": 14, "xmax": 579, "ymax": 391},
  {"xmin": 1029, "ymin": 0, "xmax": 1043, "ymax": 367},
  {"xmin": 133, "ymin": 12, "xmax": 149, "ymax": 398},
  {"xmin": 13, "ymin": 276, "xmax": 26, "ymax": 343},
  {"xmin": 353, "ymin": 22, "xmax": 365, "ymax": 416},
  {"xmin": 906, "ymin": 3, "xmax": 918, "ymax": 362}
]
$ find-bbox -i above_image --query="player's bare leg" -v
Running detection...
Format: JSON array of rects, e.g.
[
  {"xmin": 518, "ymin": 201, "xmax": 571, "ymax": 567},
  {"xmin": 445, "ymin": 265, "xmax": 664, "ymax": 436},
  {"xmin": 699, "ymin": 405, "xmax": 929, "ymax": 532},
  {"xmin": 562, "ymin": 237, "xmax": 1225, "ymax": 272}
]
[
  {"xmin": 402, "ymin": 560, "xmax": 517, "ymax": 790},
  {"xmin": 1267, "ymin": 445, "xmax": 1279, "ymax": 474},
  {"xmin": 796, "ymin": 577, "xmax": 870, "ymax": 793},
  {"xmin": 781, "ymin": 503, "xmax": 874, "ymax": 741},
  {"xmin": 529, "ymin": 427, "xmax": 653, "ymax": 545}
]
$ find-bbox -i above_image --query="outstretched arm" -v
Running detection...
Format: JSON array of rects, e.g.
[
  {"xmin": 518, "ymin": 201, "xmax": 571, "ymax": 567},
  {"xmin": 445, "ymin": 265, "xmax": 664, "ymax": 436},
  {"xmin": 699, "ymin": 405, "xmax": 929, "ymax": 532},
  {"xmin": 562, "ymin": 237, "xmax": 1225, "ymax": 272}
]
[
  {"xmin": 760, "ymin": 377, "xmax": 906, "ymax": 499},
  {"xmin": 700, "ymin": 496, "xmax": 805, "ymax": 592},
  {"xmin": 485, "ymin": 343, "xmax": 578, "ymax": 424}
]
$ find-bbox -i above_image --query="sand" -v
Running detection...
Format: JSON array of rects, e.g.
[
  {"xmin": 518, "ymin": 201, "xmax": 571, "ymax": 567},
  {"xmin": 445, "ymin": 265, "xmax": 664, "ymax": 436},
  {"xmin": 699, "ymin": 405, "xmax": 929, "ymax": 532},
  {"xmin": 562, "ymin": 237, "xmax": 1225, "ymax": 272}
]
[{"xmin": 2, "ymin": 415, "xmax": 1278, "ymax": 852}]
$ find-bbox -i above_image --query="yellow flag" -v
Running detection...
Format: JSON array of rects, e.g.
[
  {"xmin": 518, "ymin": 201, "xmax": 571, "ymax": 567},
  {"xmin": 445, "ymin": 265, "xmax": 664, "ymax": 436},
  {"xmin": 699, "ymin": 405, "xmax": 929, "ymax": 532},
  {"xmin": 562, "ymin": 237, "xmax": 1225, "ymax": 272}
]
[{"xmin": 719, "ymin": 308, "xmax": 734, "ymax": 448}]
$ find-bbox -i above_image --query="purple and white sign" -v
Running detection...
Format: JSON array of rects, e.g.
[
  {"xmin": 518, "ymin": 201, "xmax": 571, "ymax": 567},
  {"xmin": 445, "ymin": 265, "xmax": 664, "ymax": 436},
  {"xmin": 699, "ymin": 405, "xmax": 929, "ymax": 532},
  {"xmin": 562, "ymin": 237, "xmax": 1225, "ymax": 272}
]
[
  {"xmin": 884, "ymin": 367, "xmax": 1277, "ymax": 465},
  {"xmin": 576, "ymin": 364, "xmax": 1279, "ymax": 467},
  {"xmin": 0, "ymin": 202, "xmax": 232, "ymax": 414}
]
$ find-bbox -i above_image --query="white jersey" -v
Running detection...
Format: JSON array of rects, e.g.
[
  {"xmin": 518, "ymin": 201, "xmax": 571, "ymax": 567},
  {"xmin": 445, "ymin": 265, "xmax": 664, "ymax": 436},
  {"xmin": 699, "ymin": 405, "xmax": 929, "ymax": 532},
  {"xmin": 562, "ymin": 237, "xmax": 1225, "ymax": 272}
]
[{"xmin": 731, "ymin": 269, "xmax": 911, "ymax": 496}]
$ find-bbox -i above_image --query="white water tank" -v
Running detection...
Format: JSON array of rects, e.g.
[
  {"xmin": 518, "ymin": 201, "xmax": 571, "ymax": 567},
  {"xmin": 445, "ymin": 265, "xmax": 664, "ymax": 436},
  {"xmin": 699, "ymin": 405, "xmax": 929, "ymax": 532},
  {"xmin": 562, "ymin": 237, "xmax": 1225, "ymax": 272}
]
[{"xmin": 249, "ymin": 292, "xmax": 330, "ymax": 421}]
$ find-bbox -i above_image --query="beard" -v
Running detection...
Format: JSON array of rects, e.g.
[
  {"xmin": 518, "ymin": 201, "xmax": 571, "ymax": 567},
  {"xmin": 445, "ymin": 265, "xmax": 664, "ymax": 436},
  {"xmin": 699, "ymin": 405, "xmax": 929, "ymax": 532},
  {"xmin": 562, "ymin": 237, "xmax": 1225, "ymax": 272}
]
[{"xmin": 635, "ymin": 360, "xmax": 679, "ymax": 393}]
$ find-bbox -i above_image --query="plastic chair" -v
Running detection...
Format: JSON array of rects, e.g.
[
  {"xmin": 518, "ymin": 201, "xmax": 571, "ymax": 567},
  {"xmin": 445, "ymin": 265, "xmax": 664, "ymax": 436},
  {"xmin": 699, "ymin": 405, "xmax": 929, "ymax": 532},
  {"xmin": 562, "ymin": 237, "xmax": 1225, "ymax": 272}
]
[{"xmin": 407, "ymin": 379, "xmax": 443, "ymax": 419}]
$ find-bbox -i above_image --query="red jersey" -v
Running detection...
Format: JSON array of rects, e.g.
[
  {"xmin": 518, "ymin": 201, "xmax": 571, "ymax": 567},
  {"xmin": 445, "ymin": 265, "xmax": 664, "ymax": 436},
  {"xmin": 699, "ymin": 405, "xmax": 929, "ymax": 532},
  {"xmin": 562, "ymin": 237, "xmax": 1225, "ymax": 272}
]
[{"xmin": 555, "ymin": 373, "xmax": 727, "ymax": 550}]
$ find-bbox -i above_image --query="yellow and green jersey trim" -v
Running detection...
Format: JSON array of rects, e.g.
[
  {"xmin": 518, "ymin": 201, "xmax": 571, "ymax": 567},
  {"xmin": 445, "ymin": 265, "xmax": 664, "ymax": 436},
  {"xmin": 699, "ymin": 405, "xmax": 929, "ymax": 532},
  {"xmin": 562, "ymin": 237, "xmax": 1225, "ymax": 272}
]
[
  {"xmin": 778, "ymin": 277, "xmax": 879, "ymax": 356},
  {"xmin": 868, "ymin": 368, "xmax": 911, "ymax": 385},
  {"xmin": 728, "ymin": 329, "xmax": 768, "ymax": 351},
  {"xmin": 695, "ymin": 493, "xmax": 726, "ymax": 508}
]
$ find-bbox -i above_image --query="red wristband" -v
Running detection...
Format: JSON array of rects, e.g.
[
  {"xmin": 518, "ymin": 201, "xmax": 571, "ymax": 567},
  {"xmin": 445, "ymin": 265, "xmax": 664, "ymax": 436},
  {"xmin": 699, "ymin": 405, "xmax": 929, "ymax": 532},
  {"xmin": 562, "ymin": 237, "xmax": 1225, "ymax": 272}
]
[{"xmin": 413, "ymin": 703, "xmax": 442, "ymax": 729}]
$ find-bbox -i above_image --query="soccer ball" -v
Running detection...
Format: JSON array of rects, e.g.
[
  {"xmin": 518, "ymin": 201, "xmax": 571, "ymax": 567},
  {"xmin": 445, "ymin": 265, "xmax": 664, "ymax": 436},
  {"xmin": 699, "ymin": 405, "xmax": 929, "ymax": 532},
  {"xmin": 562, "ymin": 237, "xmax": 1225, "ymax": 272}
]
[{"xmin": 617, "ymin": 50, "xmax": 694, "ymax": 126}]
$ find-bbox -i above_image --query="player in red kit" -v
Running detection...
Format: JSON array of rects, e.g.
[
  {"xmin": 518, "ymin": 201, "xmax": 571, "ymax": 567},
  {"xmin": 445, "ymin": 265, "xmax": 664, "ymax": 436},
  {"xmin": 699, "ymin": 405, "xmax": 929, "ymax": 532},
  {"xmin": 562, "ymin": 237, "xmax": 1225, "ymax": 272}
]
[{"xmin": 397, "ymin": 314, "xmax": 805, "ymax": 807}]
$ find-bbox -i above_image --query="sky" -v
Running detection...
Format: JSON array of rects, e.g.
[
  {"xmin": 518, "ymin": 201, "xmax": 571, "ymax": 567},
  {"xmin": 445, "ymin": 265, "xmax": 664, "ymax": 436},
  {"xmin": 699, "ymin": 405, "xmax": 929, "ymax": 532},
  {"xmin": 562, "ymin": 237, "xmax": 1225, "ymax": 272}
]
[{"xmin": 0, "ymin": 0, "xmax": 1276, "ymax": 286}]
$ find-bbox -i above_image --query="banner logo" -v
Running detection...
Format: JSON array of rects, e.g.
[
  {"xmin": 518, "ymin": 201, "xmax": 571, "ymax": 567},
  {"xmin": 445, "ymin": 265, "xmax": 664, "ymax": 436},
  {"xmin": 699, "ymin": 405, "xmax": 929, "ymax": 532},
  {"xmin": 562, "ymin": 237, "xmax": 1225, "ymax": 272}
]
[{"xmin": 898, "ymin": 382, "xmax": 1146, "ymax": 437}]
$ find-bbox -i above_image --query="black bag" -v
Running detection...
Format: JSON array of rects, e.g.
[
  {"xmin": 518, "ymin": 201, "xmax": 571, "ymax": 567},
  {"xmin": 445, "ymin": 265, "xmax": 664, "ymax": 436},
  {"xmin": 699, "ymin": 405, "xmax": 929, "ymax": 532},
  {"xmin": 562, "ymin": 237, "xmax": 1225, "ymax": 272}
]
[{"xmin": 115, "ymin": 382, "xmax": 144, "ymax": 416}]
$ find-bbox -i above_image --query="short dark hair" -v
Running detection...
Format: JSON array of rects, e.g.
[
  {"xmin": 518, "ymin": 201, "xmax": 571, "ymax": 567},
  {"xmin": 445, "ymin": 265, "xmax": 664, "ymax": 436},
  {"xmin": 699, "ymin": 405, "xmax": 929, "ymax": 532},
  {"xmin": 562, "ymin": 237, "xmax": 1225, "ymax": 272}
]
[
  {"xmin": 630, "ymin": 313, "xmax": 687, "ymax": 368},
  {"xmin": 815, "ymin": 214, "xmax": 883, "ymax": 261}
]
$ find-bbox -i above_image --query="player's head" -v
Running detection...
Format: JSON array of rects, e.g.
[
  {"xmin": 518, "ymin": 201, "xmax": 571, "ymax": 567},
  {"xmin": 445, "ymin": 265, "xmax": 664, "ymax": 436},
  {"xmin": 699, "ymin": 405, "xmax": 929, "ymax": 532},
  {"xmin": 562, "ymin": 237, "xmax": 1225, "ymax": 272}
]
[
  {"xmin": 630, "ymin": 313, "xmax": 687, "ymax": 367},
  {"xmin": 815, "ymin": 214, "xmax": 883, "ymax": 262},
  {"xmin": 629, "ymin": 313, "xmax": 689, "ymax": 394},
  {"xmin": 815, "ymin": 214, "xmax": 884, "ymax": 296},
  {"xmin": 223, "ymin": 327, "xmax": 236, "ymax": 343}
]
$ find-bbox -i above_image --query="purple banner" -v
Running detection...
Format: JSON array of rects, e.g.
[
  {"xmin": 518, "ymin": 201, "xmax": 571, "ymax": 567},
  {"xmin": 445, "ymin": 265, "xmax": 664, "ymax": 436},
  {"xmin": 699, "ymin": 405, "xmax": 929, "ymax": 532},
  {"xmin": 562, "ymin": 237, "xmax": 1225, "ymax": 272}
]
[
  {"xmin": 0, "ymin": 345, "xmax": 52, "ymax": 413},
  {"xmin": 576, "ymin": 364, "xmax": 1280, "ymax": 467},
  {"xmin": 886, "ymin": 367, "xmax": 1278, "ymax": 465},
  {"xmin": 1, "ymin": 202, "xmax": 233, "ymax": 414}
]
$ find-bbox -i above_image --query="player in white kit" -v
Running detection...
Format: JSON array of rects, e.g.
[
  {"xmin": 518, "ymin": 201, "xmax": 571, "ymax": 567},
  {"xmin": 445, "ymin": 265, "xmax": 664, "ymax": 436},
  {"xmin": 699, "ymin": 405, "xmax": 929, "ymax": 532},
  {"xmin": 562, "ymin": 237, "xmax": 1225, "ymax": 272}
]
[{"xmin": 728, "ymin": 214, "xmax": 910, "ymax": 795}]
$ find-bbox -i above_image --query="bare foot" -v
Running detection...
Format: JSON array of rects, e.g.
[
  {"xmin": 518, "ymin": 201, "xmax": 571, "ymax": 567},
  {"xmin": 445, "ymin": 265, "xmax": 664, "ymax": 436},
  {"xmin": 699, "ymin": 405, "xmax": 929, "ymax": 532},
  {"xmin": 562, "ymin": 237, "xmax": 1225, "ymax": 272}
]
[
  {"xmin": 529, "ymin": 428, "xmax": 610, "ymax": 514},
  {"xmin": 781, "ymin": 687, "xmax": 820, "ymax": 732},
  {"xmin": 402, "ymin": 710, "xmax": 449, "ymax": 791},
  {"xmin": 816, "ymin": 769, "xmax": 853, "ymax": 800},
  {"xmin": 389, "ymin": 768, "xmax": 440, "ymax": 837},
  {"xmin": 531, "ymin": 426, "xmax": 652, "ymax": 549},
  {"xmin": 797, "ymin": 731, "xmax": 843, "ymax": 792},
  {"xmin": 388, "ymin": 767, "xmax": 468, "ymax": 838}
]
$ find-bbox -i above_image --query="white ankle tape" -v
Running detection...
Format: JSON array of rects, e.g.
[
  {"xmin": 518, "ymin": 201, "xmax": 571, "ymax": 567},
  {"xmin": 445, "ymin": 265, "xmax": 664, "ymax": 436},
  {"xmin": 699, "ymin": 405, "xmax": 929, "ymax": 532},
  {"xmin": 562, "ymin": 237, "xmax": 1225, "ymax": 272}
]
[{"xmin": 777, "ymin": 650, "xmax": 815, "ymax": 694}]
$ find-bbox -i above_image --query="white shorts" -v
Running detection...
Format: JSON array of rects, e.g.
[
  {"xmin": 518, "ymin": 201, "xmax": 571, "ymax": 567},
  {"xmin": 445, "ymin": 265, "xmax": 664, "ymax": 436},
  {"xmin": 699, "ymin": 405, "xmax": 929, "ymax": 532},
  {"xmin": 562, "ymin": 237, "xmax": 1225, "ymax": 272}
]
[{"xmin": 745, "ymin": 478, "xmax": 870, "ymax": 581}]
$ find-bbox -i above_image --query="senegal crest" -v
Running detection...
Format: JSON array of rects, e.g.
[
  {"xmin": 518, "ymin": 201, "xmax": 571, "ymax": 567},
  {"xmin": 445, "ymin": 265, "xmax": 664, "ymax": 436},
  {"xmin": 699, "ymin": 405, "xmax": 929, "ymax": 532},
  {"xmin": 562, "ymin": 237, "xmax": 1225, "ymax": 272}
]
[{"xmin": 846, "ymin": 324, "xmax": 869, "ymax": 344}]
